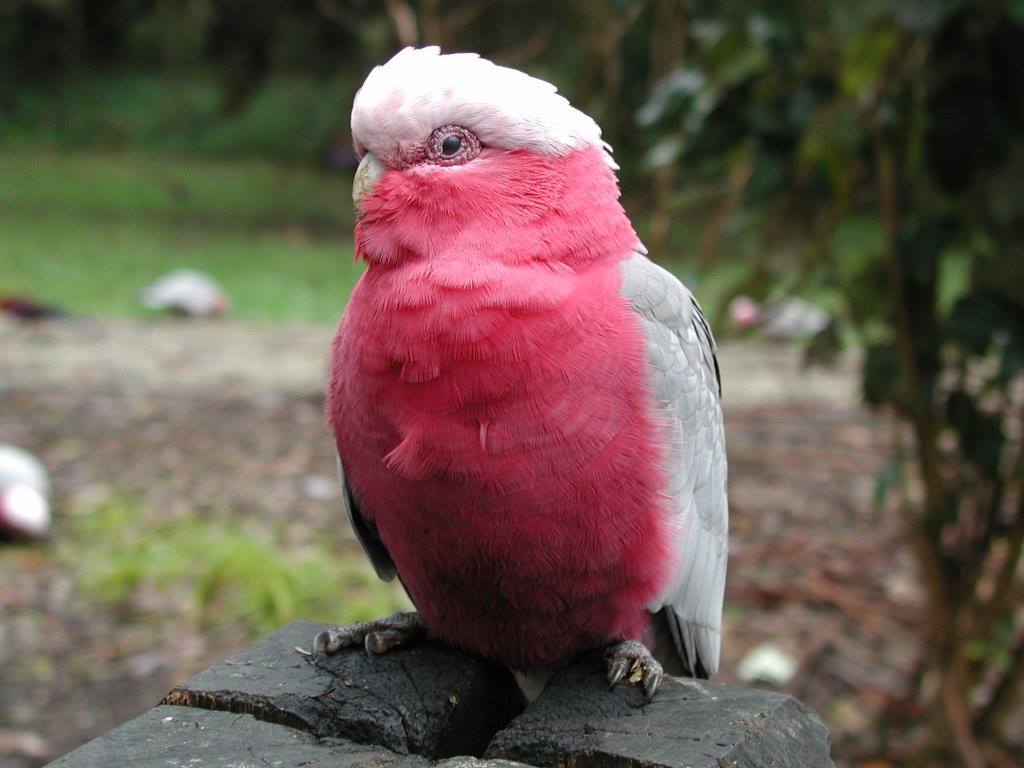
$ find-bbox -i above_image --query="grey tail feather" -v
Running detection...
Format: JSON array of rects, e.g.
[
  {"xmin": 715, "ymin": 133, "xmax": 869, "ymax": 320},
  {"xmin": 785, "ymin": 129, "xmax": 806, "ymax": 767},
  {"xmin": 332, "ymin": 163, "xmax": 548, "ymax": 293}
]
[{"xmin": 657, "ymin": 608, "xmax": 711, "ymax": 680}]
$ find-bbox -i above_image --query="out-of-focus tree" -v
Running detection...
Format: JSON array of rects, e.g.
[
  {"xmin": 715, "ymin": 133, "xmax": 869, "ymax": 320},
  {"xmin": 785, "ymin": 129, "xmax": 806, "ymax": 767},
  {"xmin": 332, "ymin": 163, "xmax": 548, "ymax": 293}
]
[
  {"xmin": 0, "ymin": 0, "xmax": 671, "ymax": 168},
  {"xmin": 639, "ymin": 2, "xmax": 1024, "ymax": 765}
]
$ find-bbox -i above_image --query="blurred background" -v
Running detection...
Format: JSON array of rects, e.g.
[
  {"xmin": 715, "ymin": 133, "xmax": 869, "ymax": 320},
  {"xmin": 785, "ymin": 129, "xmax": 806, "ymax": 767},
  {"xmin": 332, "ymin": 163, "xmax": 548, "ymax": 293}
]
[{"xmin": 1, "ymin": 1, "xmax": 1022, "ymax": 767}]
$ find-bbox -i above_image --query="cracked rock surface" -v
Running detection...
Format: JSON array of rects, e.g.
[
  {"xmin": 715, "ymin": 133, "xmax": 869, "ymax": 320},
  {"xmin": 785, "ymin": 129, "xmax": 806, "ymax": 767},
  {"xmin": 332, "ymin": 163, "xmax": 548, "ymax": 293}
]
[
  {"xmin": 46, "ymin": 621, "xmax": 833, "ymax": 768},
  {"xmin": 487, "ymin": 651, "xmax": 834, "ymax": 768}
]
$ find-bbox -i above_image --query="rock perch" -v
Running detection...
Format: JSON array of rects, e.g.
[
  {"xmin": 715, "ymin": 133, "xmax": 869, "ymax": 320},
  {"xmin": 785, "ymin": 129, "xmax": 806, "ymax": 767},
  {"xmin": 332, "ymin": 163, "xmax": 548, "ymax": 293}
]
[{"xmin": 47, "ymin": 621, "xmax": 833, "ymax": 768}]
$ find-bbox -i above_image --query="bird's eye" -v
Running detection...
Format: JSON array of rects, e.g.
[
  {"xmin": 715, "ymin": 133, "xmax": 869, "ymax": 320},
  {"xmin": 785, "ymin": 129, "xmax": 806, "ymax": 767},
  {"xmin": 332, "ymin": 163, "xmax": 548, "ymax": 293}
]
[
  {"xmin": 441, "ymin": 134, "xmax": 462, "ymax": 155},
  {"xmin": 428, "ymin": 125, "xmax": 480, "ymax": 165}
]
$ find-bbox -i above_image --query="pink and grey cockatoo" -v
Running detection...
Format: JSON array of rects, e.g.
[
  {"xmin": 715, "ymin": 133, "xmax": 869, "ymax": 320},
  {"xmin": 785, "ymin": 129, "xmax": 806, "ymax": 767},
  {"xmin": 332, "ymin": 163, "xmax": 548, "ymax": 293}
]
[{"xmin": 316, "ymin": 48, "xmax": 728, "ymax": 699}]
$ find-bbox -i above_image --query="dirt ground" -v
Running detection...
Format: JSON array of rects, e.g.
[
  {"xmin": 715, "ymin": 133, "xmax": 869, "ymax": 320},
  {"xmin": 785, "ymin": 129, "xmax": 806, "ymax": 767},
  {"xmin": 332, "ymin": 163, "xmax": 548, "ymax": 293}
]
[{"xmin": 0, "ymin": 317, "xmax": 923, "ymax": 767}]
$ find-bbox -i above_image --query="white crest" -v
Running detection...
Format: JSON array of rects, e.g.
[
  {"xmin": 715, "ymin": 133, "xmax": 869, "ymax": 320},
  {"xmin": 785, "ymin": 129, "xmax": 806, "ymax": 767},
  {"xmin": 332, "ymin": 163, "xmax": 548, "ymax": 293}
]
[{"xmin": 351, "ymin": 47, "xmax": 615, "ymax": 167}]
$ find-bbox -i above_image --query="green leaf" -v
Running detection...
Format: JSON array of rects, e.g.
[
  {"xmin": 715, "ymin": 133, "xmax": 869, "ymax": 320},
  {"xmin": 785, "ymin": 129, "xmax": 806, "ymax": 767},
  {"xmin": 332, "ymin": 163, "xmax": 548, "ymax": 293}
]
[
  {"xmin": 692, "ymin": 20, "xmax": 727, "ymax": 48},
  {"xmin": 863, "ymin": 342, "xmax": 904, "ymax": 407},
  {"xmin": 643, "ymin": 136, "xmax": 683, "ymax": 169},
  {"xmin": 745, "ymin": 144, "xmax": 792, "ymax": 200},
  {"xmin": 936, "ymin": 247, "xmax": 972, "ymax": 316},
  {"xmin": 1011, "ymin": 0, "xmax": 1024, "ymax": 25},
  {"xmin": 949, "ymin": 293, "xmax": 1024, "ymax": 368},
  {"xmin": 873, "ymin": 450, "xmax": 905, "ymax": 509},
  {"xmin": 946, "ymin": 390, "xmax": 1005, "ymax": 476},
  {"xmin": 1001, "ymin": 336, "xmax": 1024, "ymax": 381},
  {"xmin": 636, "ymin": 69, "xmax": 707, "ymax": 127},
  {"xmin": 830, "ymin": 215, "xmax": 886, "ymax": 283},
  {"xmin": 840, "ymin": 28, "xmax": 897, "ymax": 99},
  {"xmin": 715, "ymin": 46, "xmax": 770, "ymax": 91}
]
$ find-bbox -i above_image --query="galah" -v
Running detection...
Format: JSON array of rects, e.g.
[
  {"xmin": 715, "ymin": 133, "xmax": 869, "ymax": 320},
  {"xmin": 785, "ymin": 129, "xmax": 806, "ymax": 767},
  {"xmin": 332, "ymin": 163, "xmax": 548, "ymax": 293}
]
[{"xmin": 317, "ymin": 48, "xmax": 728, "ymax": 699}]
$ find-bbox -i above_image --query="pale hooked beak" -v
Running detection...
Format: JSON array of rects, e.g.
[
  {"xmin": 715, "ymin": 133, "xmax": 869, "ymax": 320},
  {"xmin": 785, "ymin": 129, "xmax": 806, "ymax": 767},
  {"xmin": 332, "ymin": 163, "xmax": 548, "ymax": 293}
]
[{"xmin": 352, "ymin": 152, "xmax": 384, "ymax": 213}]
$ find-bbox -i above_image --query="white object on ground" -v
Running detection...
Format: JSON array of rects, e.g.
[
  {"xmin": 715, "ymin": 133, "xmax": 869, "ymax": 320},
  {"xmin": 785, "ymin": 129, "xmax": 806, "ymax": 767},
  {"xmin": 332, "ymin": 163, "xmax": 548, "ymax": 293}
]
[
  {"xmin": 729, "ymin": 296, "xmax": 832, "ymax": 341},
  {"xmin": 141, "ymin": 269, "xmax": 228, "ymax": 317},
  {"xmin": 300, "ymin": 474, "xmax": 337, "ymax": 501},
  {"xmin": 0, "ymin": 445, "xmax": 52, "ymax": 539},
  {"xmin": 0, "ymin": 445, "xmax": 50, "ymax": 496},
  {"xmin": 736, "ymin": 643, "xmax": 798, "ymax": 685},
  {"xmin": 0, "ymin": 485, "xmax": 50, "ymax": 538},
  {"xmin": 759, "ymin": 298, "xmax": 831, "ymax": 341}
]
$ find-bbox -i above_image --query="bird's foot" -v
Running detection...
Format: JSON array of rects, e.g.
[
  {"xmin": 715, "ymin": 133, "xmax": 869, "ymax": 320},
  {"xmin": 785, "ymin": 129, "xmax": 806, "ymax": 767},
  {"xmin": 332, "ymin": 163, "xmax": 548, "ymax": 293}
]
[
  {"xmin": 311, "ymin": 611, "xmax": 425, "ymax": 663},
  {"xmin": 605, "ymin": 639, "xmax": 663, "ymax": 701}
]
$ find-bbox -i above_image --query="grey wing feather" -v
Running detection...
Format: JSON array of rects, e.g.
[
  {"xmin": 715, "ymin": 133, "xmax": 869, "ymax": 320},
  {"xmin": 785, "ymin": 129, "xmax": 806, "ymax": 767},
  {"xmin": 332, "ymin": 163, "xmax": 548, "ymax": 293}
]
[
  {"xmin": 335, "ymin": 450, "xmax": 397, "ymax": 581},
  {"xmin": 621, "ymin": 252, "xmax": 729, "ymax": 678}
]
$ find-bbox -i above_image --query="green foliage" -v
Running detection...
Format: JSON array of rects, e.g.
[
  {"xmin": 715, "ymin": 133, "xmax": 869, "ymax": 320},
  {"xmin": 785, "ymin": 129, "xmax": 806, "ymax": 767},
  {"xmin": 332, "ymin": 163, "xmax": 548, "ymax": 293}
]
[
  {"xmin": 61, "ymin": 496, "xmax": 408, "ymax": 634},
  {"xmin": 0, "ymin": 149, "xmax": 362, "ymax": 323},
  {"xmin": 640, "ymin": 0, "xmax": 1024, "ymax": 431},
  {"xmin": 640, "ymin": 0, "xmax": 1024, "ymax": 755},
  {"xmin": 0, "ymin": 73, "xmax": 357, "ymax": 164},
  {"xmin": 0, "ymin": 0, "xmax": 654, "ymax": 168}
]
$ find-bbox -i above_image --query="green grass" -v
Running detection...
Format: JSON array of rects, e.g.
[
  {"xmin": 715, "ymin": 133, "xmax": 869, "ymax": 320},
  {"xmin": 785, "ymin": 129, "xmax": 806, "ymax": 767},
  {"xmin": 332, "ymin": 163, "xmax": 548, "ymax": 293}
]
[
  {"xmin": 61, "ymin": 496, "xmax": 409, "ymax": 634},
  {"xmin": 0, "ymin": 148, "xmax": 363, "ymax": 323},
  {"xmin": 0, "ymin": 149, "xmax": 355, "ymax": 228}
]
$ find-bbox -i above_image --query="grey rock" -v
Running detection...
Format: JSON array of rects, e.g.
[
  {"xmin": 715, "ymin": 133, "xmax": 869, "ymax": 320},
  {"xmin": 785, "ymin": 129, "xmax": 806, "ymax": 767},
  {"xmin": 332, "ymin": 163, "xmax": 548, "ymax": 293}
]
[
  {"xmin": 47, "ymin": 705, "xmax": 430, "ymax": 768},
  {"xmin": 486, "ymin": 653, "xmax": 834, "ymax": 768},
  {"xmin": 46, "ymin": 622, "xmax": 833, "ymax": 768},
  {"xmin": 161, "ymin": 620, "xmax": 525, "ymax": 759},
  {"xmin": 434, "ymin": 759, "xmax": 531, "ymax": 768}
]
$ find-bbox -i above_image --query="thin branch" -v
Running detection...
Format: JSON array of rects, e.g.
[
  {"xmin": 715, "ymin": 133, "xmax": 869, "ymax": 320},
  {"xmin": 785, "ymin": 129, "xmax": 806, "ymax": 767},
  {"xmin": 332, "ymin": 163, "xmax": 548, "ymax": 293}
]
[
  {"xmin": 941, "ymin": 659, "xmax": 987, "ymax": 768},
  {"xmin": 495, "ymin": 22, "xmax": 554, "ymax": 67},
  {"xmin": 442, "ymin": 0, "xmax": 487, "ymax": 41},
  {"xmin": 975, "ymin": 488, "xmax": 1024, "ymax": 736},
  {"xmin": 873, "ymin": 127, "xmax": 955, "ymax": 646},
  {"xmin": 874, "ymin": 129, "xmax": 948, "ymax": 532},
  {"xmin": 316, "ymin": 0, "xmax": 362, "ymax": 32},
  {"xmin": 980, "ymin": 489, "xmax": 1024, "ymax": 636},
  {"xmin": 384, "ymin": 0, "xmax": 418, "ymax": 46},
  {"xmin": 872, "ymin": 107, "xmax": 987, "ymax": 767},
  {"xmin": 977, "ymin": 620, "xmax": 1024, "ymax": 734},
  {"xmin": 697, "ymin": 148, "xmax": 753, "ymax": 268},
  {"xmin": 600, "ymin": 0, "xmax": 649, "ymax": 55}
]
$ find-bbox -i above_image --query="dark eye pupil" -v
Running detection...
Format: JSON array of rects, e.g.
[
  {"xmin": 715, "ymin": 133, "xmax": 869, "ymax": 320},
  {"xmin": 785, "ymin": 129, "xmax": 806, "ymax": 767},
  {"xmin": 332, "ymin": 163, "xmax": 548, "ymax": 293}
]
[{"xmin": 441, "ymin": 135, "xmax": 462, "ymax": 155}]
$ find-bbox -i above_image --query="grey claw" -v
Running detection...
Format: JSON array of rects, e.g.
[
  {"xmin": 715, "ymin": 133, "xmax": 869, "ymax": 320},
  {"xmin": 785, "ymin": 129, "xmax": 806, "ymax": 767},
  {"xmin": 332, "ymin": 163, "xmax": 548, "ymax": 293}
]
[
  {"xmin": 643, "ymin": 667, "xmax": 662, "ymax": 700},
  {"xmin": 607, "ymin": 658, "xmax": 629, "ymax": 688},
  {"xmin": 364, "ymin": 631, "xmax": 381, "ymax": 655},
  {"xmin": 310, "ymin": 626, "xmax": 356, "ymax": 663},
  {"xmin": 311, "ymin": 630, "xmax": 332, "ymax": 661}
]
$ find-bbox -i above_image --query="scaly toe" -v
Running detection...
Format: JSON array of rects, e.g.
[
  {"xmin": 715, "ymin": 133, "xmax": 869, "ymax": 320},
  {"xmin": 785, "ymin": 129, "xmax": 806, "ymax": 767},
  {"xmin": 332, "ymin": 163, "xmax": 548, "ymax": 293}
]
[
  {"xmin": 605, "ymin": 639, "xmax": 663, "ymax": 700},
  {"xmin": 365, "ymin": 629, "xmax": 406, "ymax": 655},
  {"xmin": 312, "ymin": 612, "xmax": 426, "ymax": 664}
]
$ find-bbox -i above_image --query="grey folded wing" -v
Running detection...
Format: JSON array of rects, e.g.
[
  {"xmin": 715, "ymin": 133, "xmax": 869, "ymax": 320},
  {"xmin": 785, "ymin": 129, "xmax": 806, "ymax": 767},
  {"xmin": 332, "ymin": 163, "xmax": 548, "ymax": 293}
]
[
  {"xmin": 621, "ymin": 252, "xmax": 729, "ymax": 678},
  {"xmin": 335, "ymin": 450, "xmax": 397, "ymax": 581}
]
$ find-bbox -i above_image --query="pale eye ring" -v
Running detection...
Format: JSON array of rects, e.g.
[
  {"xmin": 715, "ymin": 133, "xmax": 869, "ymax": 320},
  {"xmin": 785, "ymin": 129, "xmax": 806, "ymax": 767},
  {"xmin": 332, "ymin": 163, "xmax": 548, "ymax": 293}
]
[{"xmin": 427, "ymin": 125, "xmax": 480, "ymax": 165}]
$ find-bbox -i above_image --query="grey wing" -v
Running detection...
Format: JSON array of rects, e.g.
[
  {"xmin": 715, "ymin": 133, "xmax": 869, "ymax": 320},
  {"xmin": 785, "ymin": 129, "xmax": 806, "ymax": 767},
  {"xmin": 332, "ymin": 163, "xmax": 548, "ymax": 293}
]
[
  {"xmin": 334, "ymin": 450, "xmax": 397, "ymax": 582},
  {"xmin": 621, "ymin": 252, "xmax": 729, "ymax": 678}
]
